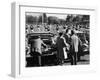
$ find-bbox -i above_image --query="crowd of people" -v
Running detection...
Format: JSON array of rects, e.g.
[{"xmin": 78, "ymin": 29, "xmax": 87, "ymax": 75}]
[
  {"xmin": 50, "ymin": 29, "xmax": 83, "ymax": 65},
  {"xmin": 26, "ymin": 23, "xmax": 89, "ymax": 65}
]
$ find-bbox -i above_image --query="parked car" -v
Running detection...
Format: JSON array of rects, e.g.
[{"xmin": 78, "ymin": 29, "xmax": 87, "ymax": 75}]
[{"xmin": 76, "ymin": 31, "xmax": 89, "ymax": 56}]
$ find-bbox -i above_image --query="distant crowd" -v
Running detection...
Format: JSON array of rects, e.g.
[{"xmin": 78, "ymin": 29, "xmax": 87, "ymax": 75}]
[{"xmin": 25, "ymin": 24, "xmax": 89, "ymax": 35}]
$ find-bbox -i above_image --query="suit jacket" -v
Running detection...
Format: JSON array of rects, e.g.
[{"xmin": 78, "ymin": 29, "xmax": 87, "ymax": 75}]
[{"xmin": 71, "ymin": 34, "xmax": 79, "ymax": 53}]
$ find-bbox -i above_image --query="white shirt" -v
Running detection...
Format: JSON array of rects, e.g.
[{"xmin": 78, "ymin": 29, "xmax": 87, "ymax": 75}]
[{"xmin": 34, "ymin": 38, "xmax": 43, "ymax": 54}]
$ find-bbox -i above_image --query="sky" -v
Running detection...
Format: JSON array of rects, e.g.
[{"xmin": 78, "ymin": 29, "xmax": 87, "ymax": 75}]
[
  {"xmin": 26, "ymin": 12, "xmax": 68, "ymax": 20},
  {"xmin": 46, "ymin": 13, "xmax": 67, "ymax": 20}
]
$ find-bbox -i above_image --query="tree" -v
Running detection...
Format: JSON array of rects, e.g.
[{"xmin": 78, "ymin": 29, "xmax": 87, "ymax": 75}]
[
  {"xmin": 82, "ymin": 15, "xmax": 89, "ymax": 22},
  {"xmin": 47, "ymin": 16, "xmax": 59, "ymax": 24},
  {"xmin": 66, "ymin": 14, "xmax": 73, "ymax": 23},
  {"xmin": 38, "ymin": 15, "xmax": 42, "ymax": 24},
  {"xmin": 72, "ymin": 15, "xmax": 82, "ymax": 23},
  {"xmin": 59, "ymin": 19, "xmax": 66, "ymax": 25},
  {"xmin": 43, "ymin": 13, "xmax": 47, "ymax": 23},
  {"xmin": 26, "ymin": 15, "xmax": 38, "ymax": 24}
]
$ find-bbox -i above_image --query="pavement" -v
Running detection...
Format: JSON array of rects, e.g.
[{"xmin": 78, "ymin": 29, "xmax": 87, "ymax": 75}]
[{"xmin": 63, "ymin": 54, "xmax": 90, "ymax": 65}]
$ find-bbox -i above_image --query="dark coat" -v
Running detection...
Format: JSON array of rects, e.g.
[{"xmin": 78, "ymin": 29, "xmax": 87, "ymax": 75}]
[
  {"xmin": 56, "ymin": 37, "xmax": 66, "ymax": 60},
  {"xmin": 63, "ymin": 34, "xmax": 71, "ymax": 45}
]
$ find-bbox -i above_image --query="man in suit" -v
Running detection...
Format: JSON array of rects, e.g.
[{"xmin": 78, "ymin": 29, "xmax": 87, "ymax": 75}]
[{"xmin": 70, "ymin": 30, "xmax": 79, "ymax": 65}]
